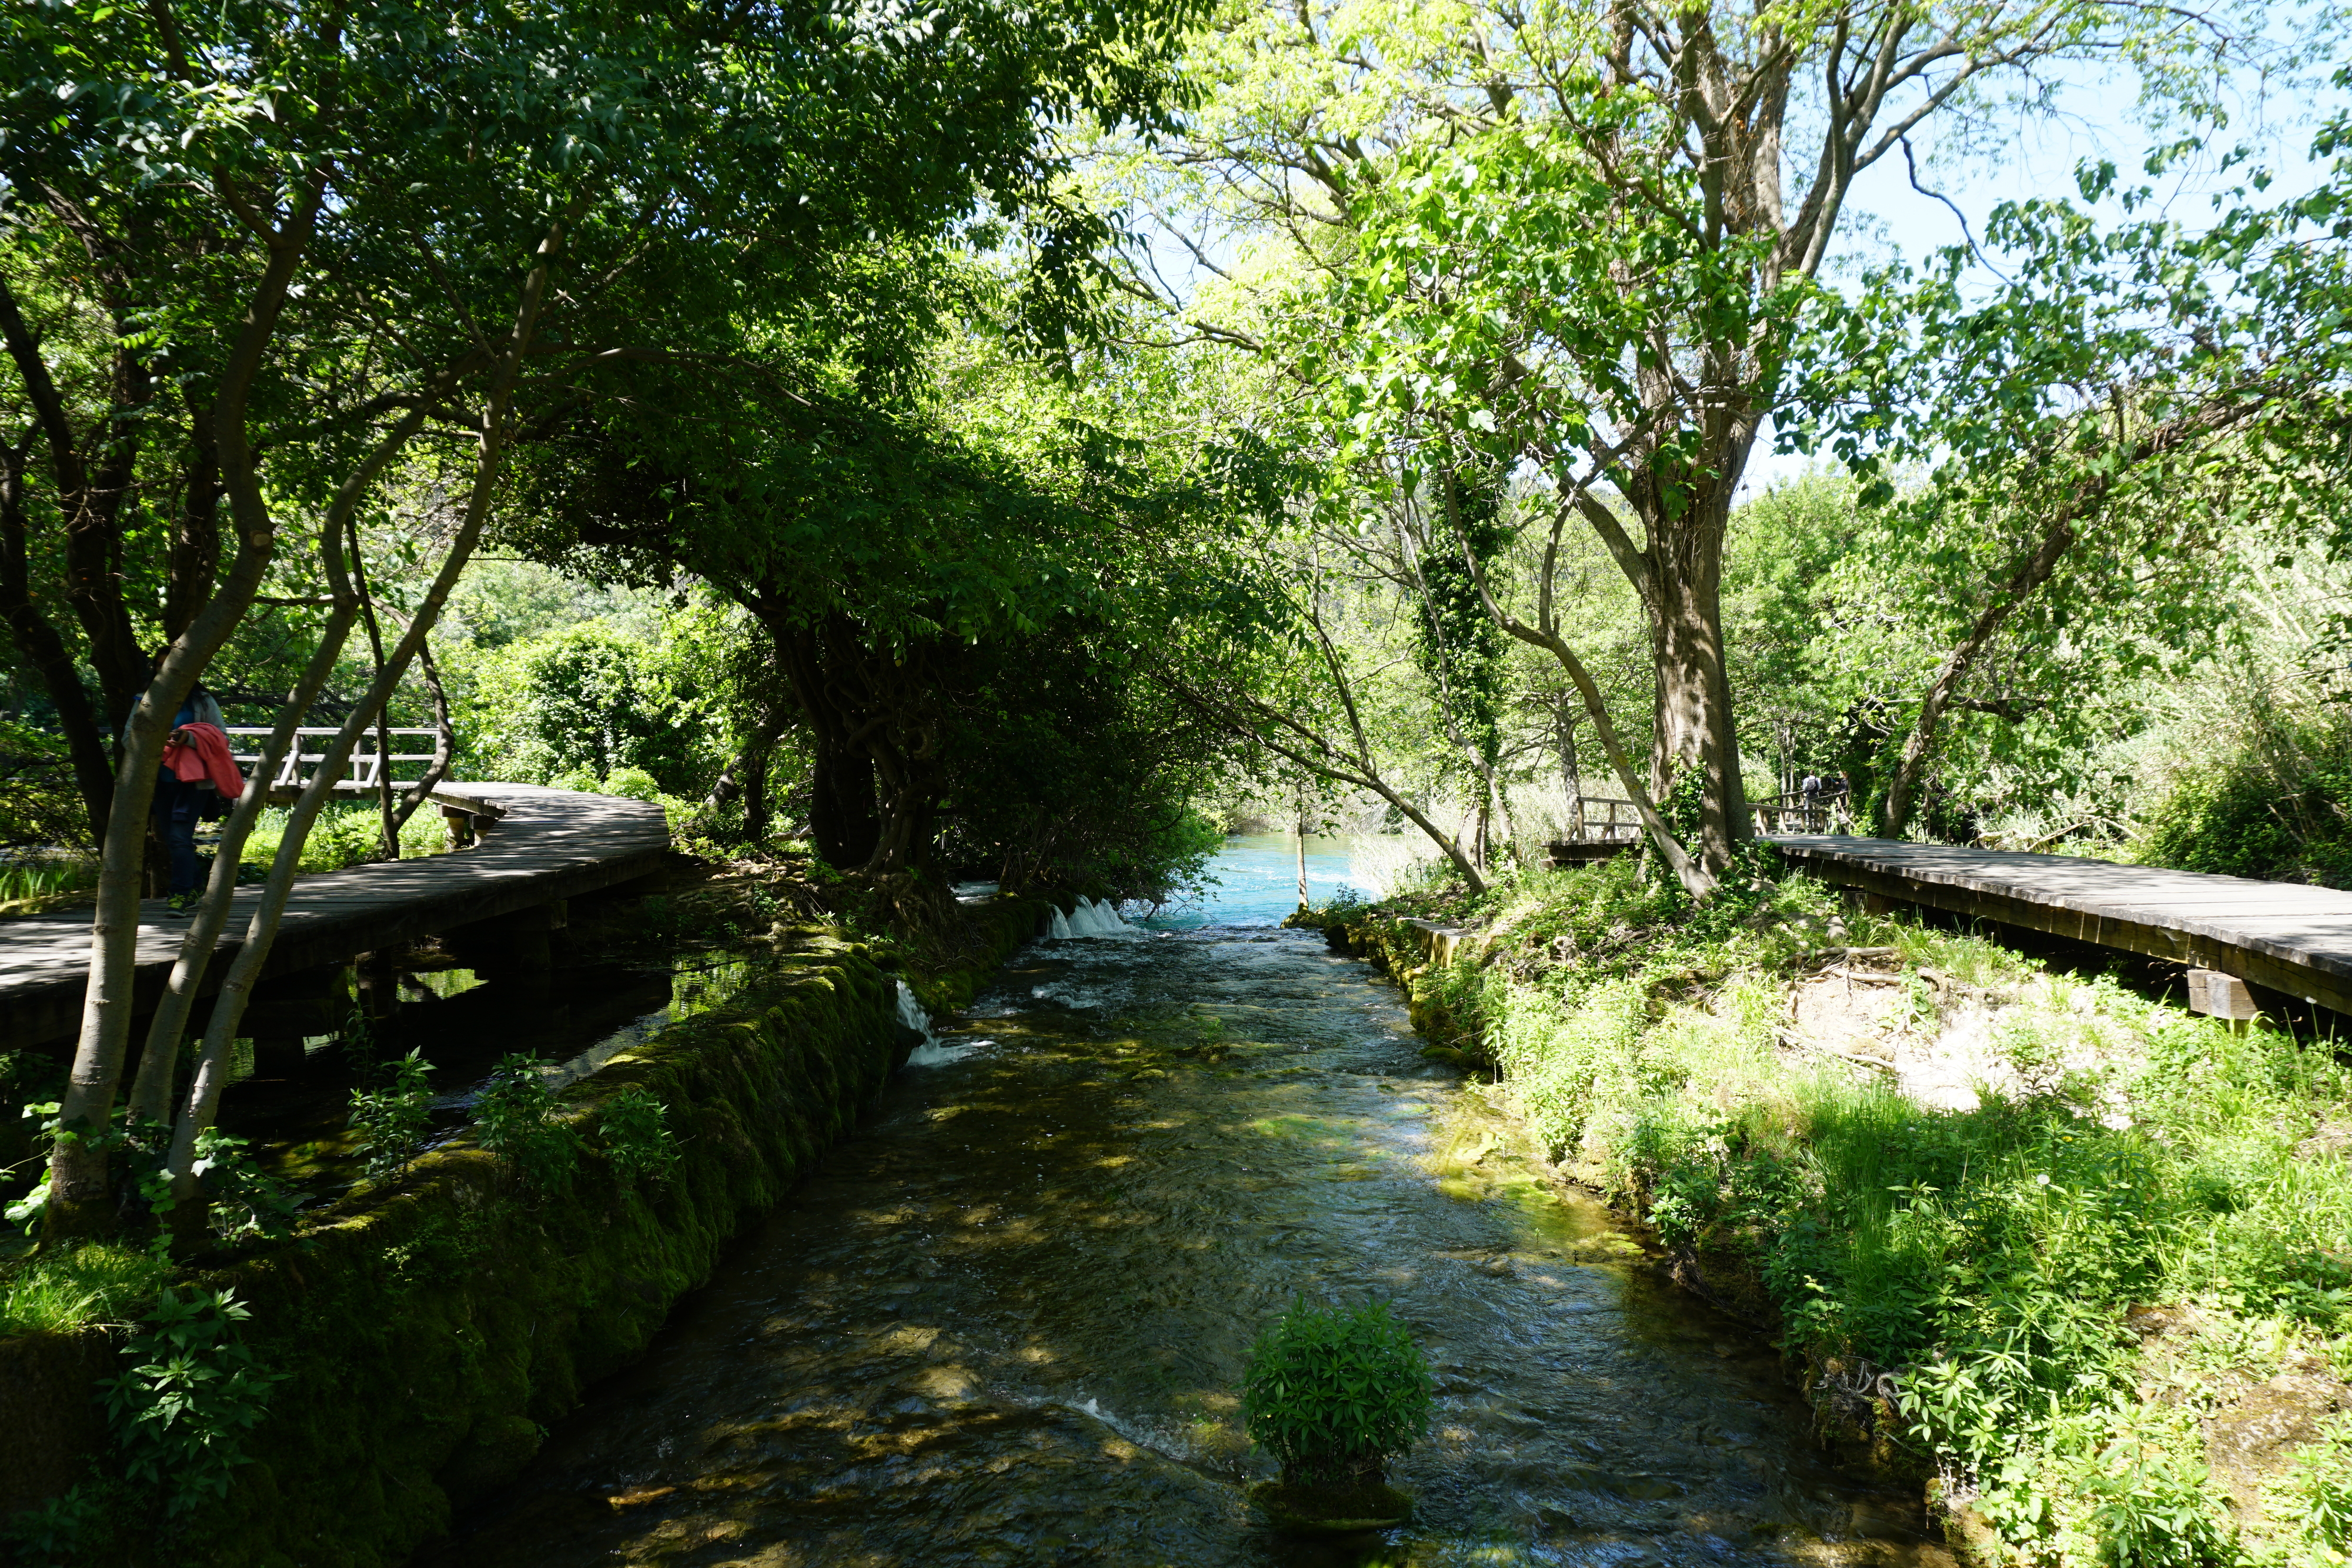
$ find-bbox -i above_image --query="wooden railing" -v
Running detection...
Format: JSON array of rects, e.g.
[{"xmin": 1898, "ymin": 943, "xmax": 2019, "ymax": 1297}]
[
  {"xmin": 1562, "ymin": 796, "xmax": 1645, "ymax": 842},
  {"xmin": 223, "ymin": 728, "xmax": 445, "ymax": 794},
  {"xmin": 1750, "ymin": 790, "xmax": 1853, "ymax": 835},
  {"xmin": 1556, "ymin": 790, "xmax": 1858, "ymax": 849}
]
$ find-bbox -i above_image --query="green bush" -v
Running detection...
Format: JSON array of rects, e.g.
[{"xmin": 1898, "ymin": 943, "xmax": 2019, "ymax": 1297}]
[
  {"xmin": 595, "ymin": 1083, "xmax": 677, "ymax": 1185},
  {"xmin": 2134, "ymin": 716, "xmax": 2352, "ymax": 887},
  {"xmin": 1241, "ymin": 1298, "xmax": 1432, "ymax": 1489},
  {"xmin": 349, "ymin": 1051, "xmax": 435, "ymax": 1185},
  {"xmin": 600, "ymin": 766, "xmax": 662, "ymax": 802},
  {"xmin": 240, "ymin": 803, "xmax": 447, "ymax": 876},
  {"xmin": 101, "ymin": 1287, "xmax": 287, "ymax": 1518},
  {"xmin": 473, "ymin": 1055, "xmax": 584, "ymax": 1193}
]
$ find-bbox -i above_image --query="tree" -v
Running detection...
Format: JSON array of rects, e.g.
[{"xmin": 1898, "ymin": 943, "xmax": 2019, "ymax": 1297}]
[
  {"xmin": 1105, "ymin": 0, "xmax": 2255, "ymax": 888},
  {"xmin": 16, "ymin": 0, "xmax": 1207, "ymax": 1237},
  {"xmin": 507, "ymin": 353, "xmax": 1276, "ymax": 904},
  {"xmin": 1789, "ymin": 148, "xmax": 2352, "ymax": 838}
]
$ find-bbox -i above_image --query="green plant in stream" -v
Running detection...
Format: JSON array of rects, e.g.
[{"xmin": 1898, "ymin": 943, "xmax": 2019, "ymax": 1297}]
[
  {"xmin": 596, "ymin": 1084, "xmax": 677, "ymax": 1186},
  {"xmin": 350, "ymin": 1050, "xmax": 436, "ymax": 1184},
  {"xmin": 474, "ymin": 1055, "xmax": 583, "ymax": 1193},
  {"xmin": 1242, "ymin": 1297, "xmax": 1432, "ymax": 1489},
  {"xmin": 101, "ymin": 1287, "xmax": 287, "ymax": 1518}
]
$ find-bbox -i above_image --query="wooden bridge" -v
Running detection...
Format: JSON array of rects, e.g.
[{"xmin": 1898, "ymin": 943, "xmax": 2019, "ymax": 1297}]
[
  {"xmin": 0, "ymin": 785, "xmax": 671, "ymax": 1055},
  {"xmin": 1770, "ymin": 834, "xmax": 2352, "ymax": 1021}
]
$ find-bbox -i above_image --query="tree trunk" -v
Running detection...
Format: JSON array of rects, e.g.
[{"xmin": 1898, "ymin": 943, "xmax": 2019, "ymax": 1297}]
[
  {"xmin": 773, "ymin": 618, "xmax": 882, "ymax": 870},
  {"xmin": 1554, "ymin": 707, "xmax": 1585, "ymax": 836},
  {"xmin": 0, "ymin": 439, "xmax": 114, "ymax": 841},
  {"xmin": 808, "ymin": 740, "xmax": 880, "ymax": 869},
  {"xmin": 163, "ymin": 410, "xmax": 223, "ymax": 639},
  {"xmin": 126, "ymin": 593, "xmax": 360, "ymax": 1126},
  {"xmin": 391, "ymin": 634, "xmax": 455, "ymax": 834},
  {"xmin": 165, "ymin": 219, "xmax": 559, "ymax": 1218},
  {"xmin": 743, "ymin": 742, "xmax": 771, "ymax": 841},
  {"xmin": 698, "ymin": 694, "xmax": 792, "ymax": 834},
  {"xmin": 1878, "ymin": 518, "xmax": 2077, "ymax": 839},
  {"xmin": 41, "ymin": 196, "xmax": 327, "ymax": 1234},
  {"xmin": 1456, "ymin": 513, "xmax": 1713, "ymax": 896},
  {"xmin": 348, "ymin": 514, "xmax": 399, "ymax": 858},
  {"xmin": 1643, "ymin": 509, "xmax": 1752, "ymax": 874}
]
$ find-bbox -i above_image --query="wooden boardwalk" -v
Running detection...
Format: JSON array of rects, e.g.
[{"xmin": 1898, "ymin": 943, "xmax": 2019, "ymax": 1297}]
[
  {"xmin": 1770, "ymin": 834, "xmax": 2352, "ymax": 1015},
  {"xmin": 0, "ymin": 785, "xmax": 670, "ymax": 1053}
]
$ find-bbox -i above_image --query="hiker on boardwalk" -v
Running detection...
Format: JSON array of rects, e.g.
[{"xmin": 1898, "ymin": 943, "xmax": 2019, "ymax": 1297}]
[{"xmin": 141, "ymin": 648, "xmax": 243, "ymax": 911}]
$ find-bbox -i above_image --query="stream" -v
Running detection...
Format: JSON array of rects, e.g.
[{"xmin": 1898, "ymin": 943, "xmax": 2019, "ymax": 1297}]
[{"xmin": 420, "ymin": 838, "xmax": 1944, "ymax": 1567}]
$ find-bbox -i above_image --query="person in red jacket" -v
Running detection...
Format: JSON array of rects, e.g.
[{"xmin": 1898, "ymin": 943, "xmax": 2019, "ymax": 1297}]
[{"xmin": 139, "ymin": 647, "xmax": 240, "ymax": 912}]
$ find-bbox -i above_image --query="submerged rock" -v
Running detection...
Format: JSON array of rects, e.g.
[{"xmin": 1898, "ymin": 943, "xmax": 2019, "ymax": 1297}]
[{"xmin": 1248, "ymin": 1479, "xmax": 1414, "ymax": 1533}]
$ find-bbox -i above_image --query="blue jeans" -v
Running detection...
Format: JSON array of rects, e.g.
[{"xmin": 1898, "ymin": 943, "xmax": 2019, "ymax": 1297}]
[{"xmin": 153, "ymin": 783, "xmax": 202, "ymax": 896}]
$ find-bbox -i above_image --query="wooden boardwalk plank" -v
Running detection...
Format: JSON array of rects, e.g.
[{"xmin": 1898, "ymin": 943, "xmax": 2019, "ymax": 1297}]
[
  {"xmin": 1770, "ymin": 834, "xmax": 2352, "ymax": 1012},
  {"xmin": 1, "ymin": 785, "xmax": 669, "ymax": 1052}
]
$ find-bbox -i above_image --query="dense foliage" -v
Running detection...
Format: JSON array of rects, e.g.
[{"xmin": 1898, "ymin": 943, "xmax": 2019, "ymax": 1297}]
[
  {"xmin": 1241, "ymin": 1297, "xmax": 1434, "ymax": 1489},
  {"xmin": 1331, "ymin": 857, "xmax": 2352, "ymax": 1566}
]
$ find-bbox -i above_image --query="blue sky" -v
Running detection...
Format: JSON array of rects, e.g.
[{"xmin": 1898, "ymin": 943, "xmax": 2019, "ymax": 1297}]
[{"xmin": 1741, "ymin": 48, "xmax": 2348, "ymax": 494}]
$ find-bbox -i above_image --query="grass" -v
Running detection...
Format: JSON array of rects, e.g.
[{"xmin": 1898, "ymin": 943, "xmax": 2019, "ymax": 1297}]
[
  {"xmin": 238, "ymin": 801, "xmax": 452, "ymax": 875},
  {"xmin": 0, "ymin": 854, "xmax": 101, "ymax": 910},
  {"xmin": 0, "ymin": 1244, "xmax": 174, "ymax": 1336},
  {"xmin": 1329, "ymin": 856, "xmax": 2352, "ymax": 1568}
]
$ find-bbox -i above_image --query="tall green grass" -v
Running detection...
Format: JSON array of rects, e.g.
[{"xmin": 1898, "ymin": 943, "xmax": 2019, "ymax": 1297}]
[
  {"xmin": 0, "ymin": 1243, "xmax": 172, "ymax": 1336},
  {"xmin": 0, "ymin": 855, "xmax": 100, "ymax": 905}
]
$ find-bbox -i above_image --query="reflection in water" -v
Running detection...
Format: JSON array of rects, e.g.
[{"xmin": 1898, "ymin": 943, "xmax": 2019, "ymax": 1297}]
[
  {"xmin": 225, "ymin": 949, "xmax": 769, "ymax": 1201},
  {"xmin": 423, "ymin": 920, "xmax": 1942, "ymax": 1568}
]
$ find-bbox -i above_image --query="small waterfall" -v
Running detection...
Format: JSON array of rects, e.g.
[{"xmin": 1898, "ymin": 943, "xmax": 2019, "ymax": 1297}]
[
  {"xmin": 1049, "ymin": 905, "xmax": 1075, "ymax": 939},
  {"xmin": 897, "ymin": 981, "xmax": 977, "ymax": 1066},
  {"xmin": 1051, "ymin": 897, "xmax": 1134, "ymax": 939}
]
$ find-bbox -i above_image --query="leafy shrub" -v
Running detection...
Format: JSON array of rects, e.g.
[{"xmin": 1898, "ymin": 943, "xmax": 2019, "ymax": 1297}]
[
  {"xmin": 2271, "ymin": 1415, "xmax": 2352, "ymax": 1558},
  {"xmin": 101, "ymin": 1287, "xmax": 286, "ymax": 1517},
  {"xmin": 596, "ymin": 1084, "xmax": 677, "ymax": 1185},
  {"xmin": 2081, "ymin": 1433, "xmax": 2233, "ymax": 1568},
  {"xmin": 473, "ymin": 1055, "xmax": 583, "ymax": 1193},
  {"xmin": 173, "ymin": 1129, "xmax": 299, "ymax": 1245},
  {"xmin": 601, "ymin": 766, "xmax": 662, "ymax": 802},
  {"xmin": 349, "ymin": 1050, "xmax": 435, "ymax": 1184},
  {"xmin": 1242, "ymin": 1298, "xmax": 1432, "ymax": 1489},
  {"xmin": 240, "ymin": 802, "xmax": 443, "ymax": 875},
  {"xmin": 2134, "ymin": 711, "xmax": 2352, "ymax": 887}
]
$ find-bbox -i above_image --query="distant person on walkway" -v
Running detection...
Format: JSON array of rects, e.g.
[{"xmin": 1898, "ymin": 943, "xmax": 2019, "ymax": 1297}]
[
  {"xmin": 136, "ymin": 647, "xmax": 239, "ymax": 912},
  {"xmin": 1800, "ymin": 773, "xmax": 1822, "ymax": 824}
]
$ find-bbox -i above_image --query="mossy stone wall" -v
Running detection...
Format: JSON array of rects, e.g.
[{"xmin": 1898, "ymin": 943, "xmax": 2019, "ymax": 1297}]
[{"xmin": 5, "ymin": 900, "xmax": 1047, "ymax": 1568}]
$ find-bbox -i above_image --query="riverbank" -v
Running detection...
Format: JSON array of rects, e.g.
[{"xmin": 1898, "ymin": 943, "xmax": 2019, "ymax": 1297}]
[
  {"xmin": 1295, "ymin": 858, "xmax": 2352, "ymax": 1568},
  {"xmin": 0, "ymin": 863, "xmax": 1051, "ymax": 1567}
]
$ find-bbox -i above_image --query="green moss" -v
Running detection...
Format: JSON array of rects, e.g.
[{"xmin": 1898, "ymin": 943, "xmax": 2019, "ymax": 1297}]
[{"xmin": 4, "ymin": 901, "xmax": 1045, "ymax": 1568}]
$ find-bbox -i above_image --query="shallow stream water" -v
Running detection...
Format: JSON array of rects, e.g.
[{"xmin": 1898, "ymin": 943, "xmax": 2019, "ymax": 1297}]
[{"xmin": 420, "ymin": 843, "xmax": 1944, "ymax": 1568}]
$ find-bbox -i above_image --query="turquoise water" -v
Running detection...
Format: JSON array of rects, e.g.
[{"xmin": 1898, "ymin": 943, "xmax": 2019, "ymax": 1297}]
[{"xmin": 1149, "ymin": 834, "xmax": 1372, "ymax": 928}]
